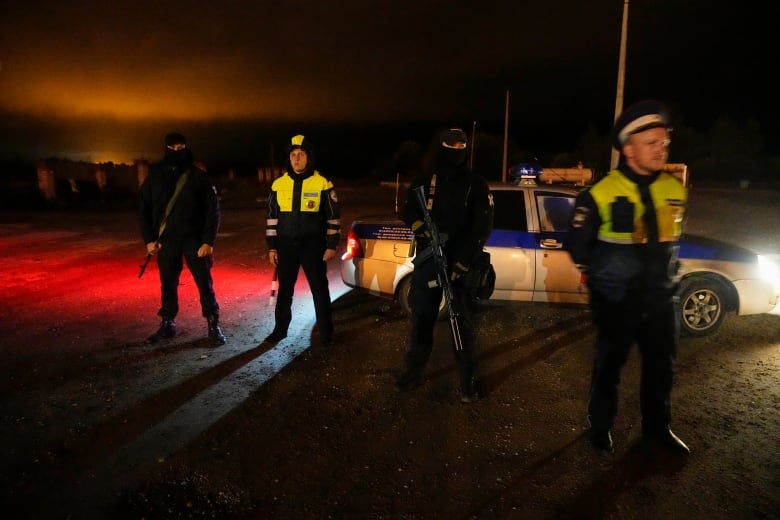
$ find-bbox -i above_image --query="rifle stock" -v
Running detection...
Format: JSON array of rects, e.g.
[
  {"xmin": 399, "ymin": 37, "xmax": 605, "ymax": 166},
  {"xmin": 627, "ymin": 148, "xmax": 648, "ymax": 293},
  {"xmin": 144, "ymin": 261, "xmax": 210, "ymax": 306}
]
[{"xmin": 412, "ymin": 185, "xmax": 463, "ymax": 351}]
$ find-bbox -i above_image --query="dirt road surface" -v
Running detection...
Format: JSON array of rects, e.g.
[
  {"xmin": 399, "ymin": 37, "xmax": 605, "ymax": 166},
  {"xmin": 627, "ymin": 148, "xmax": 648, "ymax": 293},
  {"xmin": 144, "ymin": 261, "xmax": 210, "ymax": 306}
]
[{"xmin": 0, "ymin": 182, "xmax": 778, "ymax": 519}]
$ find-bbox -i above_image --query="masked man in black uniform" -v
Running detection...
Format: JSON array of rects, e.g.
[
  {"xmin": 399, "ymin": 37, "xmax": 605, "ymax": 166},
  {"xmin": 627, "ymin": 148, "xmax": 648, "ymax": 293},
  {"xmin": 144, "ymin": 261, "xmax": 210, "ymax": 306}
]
[
  {"xmin": 394, "ymin": 128, "xmax": 494, "ymax": 403},
  {"xmin": 567, "ymin": 100, "xmax": 689, "ymax": 455},
  {"xmin": 139, "ymin": 132, "xmax": 226, "ymax": 346}
]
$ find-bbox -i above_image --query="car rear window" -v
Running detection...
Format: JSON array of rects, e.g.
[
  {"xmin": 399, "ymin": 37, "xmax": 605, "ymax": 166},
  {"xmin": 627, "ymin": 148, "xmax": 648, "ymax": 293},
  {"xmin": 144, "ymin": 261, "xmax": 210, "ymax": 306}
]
[{"xmin": 492, "ymin": 190, "xmax": 527, "ymax": 231}]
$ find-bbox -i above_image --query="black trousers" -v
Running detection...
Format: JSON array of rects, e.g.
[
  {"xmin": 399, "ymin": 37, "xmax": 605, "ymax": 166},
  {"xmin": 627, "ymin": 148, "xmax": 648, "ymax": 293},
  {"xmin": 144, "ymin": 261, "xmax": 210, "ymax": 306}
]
[
  {"xmin": 404, "ymin": 258, "xmax": 477, "ymax": 384},
  {"xmin": 156, "ymin": 235, "xmax": 219, "ymax": 318},
  {"xmin": 273, "ymin": 237, "xmax": 333, "ymax": 337},
  {"xmin": 586, "ymin": 290, "xmax": 679, "ymax": 435}
]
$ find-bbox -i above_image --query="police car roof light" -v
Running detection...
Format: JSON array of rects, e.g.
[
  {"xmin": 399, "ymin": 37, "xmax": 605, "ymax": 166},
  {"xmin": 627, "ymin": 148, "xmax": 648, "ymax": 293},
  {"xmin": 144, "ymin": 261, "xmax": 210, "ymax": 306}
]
[
  {"xmin": 510, "ymin": 163, "xmax": 543, "ymax": 185},
  {"xmin": 511, "ymin": 163, "xmax": 543, "ymax": 177}
]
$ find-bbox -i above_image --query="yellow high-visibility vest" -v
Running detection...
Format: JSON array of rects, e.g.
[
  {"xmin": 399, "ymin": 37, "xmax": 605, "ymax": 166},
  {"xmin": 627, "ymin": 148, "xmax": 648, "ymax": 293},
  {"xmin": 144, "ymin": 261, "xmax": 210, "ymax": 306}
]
[
  {"xmin": 272, "ymin": 171, "xmax": 334, "ymax": 213},
  {"xmin": 589, "ymin": 169, "xmax": 687, "ymax": 244}
]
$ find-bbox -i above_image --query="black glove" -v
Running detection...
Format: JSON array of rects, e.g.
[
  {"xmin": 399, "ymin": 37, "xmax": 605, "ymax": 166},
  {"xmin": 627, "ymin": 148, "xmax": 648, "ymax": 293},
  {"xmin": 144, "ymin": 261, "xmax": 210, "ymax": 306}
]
[
  {"xmin": 415, "ymin": 234, "xmax": 431, "ymax": 249},
  {"xmin": 412, "ymin": 220, "xmax": 432, "ymax": 249},
  {"xmin": 450, "ymin": 261, "xmax": 469, "ymax": 281}
]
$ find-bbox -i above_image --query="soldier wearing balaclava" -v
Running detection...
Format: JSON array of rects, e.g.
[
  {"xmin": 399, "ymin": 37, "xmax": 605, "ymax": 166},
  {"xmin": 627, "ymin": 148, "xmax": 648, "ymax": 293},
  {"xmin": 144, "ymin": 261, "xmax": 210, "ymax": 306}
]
[
  {"xmin": 138, "ymin": 131, "xmax": 226, "ymax": 346},
  {"xmin": 394, "ymin": 127, "xmax": 494, "ymax": 403}
]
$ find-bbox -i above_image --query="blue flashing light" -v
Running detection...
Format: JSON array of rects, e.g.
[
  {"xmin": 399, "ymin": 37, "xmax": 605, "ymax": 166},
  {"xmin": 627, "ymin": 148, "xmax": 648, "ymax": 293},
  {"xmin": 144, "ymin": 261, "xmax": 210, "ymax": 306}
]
[{"xmin": 510, "ymin": 162, "xmax": 543, "ymax": 179}]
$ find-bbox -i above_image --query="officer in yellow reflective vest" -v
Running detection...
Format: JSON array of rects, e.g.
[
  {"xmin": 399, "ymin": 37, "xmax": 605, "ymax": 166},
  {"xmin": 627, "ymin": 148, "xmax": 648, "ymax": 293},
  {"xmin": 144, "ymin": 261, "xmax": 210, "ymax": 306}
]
[
  {"xmin": 567, "ymin": 100, "xmax": 690, "ymax": 456},
  {"xmin": 264, "ymin": 134, "xmax": 341, "ymax": 345}
]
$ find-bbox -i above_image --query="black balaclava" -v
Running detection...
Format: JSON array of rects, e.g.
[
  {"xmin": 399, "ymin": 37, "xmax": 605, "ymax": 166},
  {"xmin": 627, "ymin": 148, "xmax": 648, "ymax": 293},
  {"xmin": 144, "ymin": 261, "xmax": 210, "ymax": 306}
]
[
  {"xmin": 441, "ymin": 147, "xmax": 467, "ymax": 167},
  {"xmin": 436, "ymin": 128, "xmax": 469, "ymax": 169},
  {"xmin": 164, "ymin": 132, "xmax": 193, "ymax": 172}
]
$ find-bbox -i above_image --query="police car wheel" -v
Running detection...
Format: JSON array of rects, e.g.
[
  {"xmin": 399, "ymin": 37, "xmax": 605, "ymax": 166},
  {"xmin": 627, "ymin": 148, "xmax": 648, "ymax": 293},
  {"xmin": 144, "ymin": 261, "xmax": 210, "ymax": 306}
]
[
  {"xmin": 397, "ymin": 275, "xmax": 448, "ymax": 321},
  {"xmin": 679, "ymin": 278, "xmax": 726, "ymax": 337}
]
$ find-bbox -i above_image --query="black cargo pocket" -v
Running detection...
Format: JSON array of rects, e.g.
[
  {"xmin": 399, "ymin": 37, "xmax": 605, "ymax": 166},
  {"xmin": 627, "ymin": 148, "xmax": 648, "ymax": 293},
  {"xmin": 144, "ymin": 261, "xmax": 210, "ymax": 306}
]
[{"xmin": 466, "ymin": 251, "xmax": 495, "ymax": 300}]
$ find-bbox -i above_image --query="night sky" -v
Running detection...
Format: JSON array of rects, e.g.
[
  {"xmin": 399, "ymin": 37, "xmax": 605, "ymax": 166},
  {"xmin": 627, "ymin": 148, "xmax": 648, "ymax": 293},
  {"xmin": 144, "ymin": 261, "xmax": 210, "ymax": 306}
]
[{"xmin": 0, "ymin": 0, "xmax": 773, "ymax": 169}]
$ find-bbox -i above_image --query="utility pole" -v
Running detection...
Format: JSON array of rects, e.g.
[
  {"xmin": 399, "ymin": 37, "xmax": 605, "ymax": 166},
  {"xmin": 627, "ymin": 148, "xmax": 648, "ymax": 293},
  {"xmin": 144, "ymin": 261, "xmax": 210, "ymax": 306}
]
[
  {"xmin": 501, "ymin": 90, "xmax": 509, "ymax": 183},
  {"xmin": 611, "ymin": 0, "xmax": 629, "ymax": 170},
  {"xmin": 469, "ymin": 120, "xmax": 477, "ymax": 170}
]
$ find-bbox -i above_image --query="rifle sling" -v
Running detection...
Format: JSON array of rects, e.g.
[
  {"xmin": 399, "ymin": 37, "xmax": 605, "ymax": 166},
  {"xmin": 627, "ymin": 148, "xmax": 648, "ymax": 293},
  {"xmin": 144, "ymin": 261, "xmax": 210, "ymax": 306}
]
[{"xmin": 156, "ymin": 169, "xmax": 190, "ymax": 242}]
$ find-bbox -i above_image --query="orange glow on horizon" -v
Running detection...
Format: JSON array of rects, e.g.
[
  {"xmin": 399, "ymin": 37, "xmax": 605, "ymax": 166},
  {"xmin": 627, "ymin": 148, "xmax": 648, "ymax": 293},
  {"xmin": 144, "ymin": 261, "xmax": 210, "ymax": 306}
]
[{"xmin": 0, "ymin": 57, "xmax": 385, "ymax": 123}]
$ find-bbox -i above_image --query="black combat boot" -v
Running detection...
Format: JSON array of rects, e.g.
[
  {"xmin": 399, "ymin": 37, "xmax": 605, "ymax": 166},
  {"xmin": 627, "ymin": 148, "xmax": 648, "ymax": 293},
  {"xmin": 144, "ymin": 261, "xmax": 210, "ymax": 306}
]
[
  {"xmin": 318, "ymin": 324, "xmax": 334, "ymax": 346},
  {"xmin": 206, "ymin": 315, "xmax": 226, "ymax": 346},
  {"xmin": 460, "ymin": 375, "xmax": 480, "ymax": 403},
  {"xmin": 148, "ymin": 317, "xmax": 176, "ymax": 342},
  {"xmin": 589, "ymin": 429, "xmax": 614, "ymax": 455},
  {"xmin": 263, "ymin": 328, "xmax": 287, "ymax": 343},
  {"xmin": 394, "ymin": 367, "xmax": 423, "ymax": 392},
  {"xmin": 643, "ymin": 428, "xmax": 690, "ymax": 455}
]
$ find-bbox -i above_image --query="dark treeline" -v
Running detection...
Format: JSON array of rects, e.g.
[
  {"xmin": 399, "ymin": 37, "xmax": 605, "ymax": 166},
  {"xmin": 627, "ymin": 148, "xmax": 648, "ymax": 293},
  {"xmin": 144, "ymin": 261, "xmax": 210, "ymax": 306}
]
[
  {"xmin": 1, "ymin": 114, "xmax": 778, "ymax": 211},
  {"xmin": 174, "ymin": 114, "xmax": 780, "ymax": 185}
]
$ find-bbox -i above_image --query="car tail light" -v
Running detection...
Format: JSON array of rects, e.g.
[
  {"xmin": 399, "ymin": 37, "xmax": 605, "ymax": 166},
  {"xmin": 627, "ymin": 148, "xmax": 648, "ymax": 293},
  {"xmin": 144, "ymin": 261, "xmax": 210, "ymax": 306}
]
[{"xmin": 342, "ymin": 229, "xmax": 364, "ymax": 260}]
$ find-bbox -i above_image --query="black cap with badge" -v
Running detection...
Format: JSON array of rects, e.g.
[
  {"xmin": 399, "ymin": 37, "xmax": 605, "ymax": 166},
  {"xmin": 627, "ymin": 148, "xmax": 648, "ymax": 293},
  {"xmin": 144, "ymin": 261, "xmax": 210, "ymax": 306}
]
[
  {"xmin": 611, "ymin": 100, "xmax": 671, "ymax": 150},
  {"xmin": 288, "ymin": 134, "xmax": 312, "ymax": 153},
  {"xmin": 439, "ymin": 128, "xmax": 468, "ymax": 148},
  {"xmin": 165, "ymin": 132, "xmax": 187, "ymax": 147}
]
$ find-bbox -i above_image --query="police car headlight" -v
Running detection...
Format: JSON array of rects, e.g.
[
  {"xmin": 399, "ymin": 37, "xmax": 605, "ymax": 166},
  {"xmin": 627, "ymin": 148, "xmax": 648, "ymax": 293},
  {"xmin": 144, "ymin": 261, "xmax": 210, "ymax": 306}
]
[{"xmin": 757, "ymin": 255, "xmax": 780, "ymax": 289}]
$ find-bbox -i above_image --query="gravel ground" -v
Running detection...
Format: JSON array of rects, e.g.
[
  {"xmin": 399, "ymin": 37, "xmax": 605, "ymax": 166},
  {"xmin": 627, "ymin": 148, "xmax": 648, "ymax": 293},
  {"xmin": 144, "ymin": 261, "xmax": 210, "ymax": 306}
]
[{"xmin": 1, "ymin": 181, "xmax": 778, "ymax": 519}]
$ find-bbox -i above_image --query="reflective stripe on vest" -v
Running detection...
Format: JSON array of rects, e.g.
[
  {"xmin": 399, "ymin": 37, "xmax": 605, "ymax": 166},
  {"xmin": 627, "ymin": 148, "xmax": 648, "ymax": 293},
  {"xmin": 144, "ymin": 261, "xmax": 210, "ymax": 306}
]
[
  {"xmin": 273, "ymin": 170, "xmax": 334, "ymax": 212},
  {"xmin": 589, "ymin": 169, "xmax": 687, "ymax": 244}
]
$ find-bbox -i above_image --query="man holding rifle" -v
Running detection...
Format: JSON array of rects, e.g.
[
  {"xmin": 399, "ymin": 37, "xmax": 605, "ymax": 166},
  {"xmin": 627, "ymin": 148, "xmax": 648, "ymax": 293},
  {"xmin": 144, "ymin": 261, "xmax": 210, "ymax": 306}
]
[
  {"xmin": 394, "ymin": 128, "xmax": 493, "ymax": 403},
  {"xmin": 138, "ymin": 132, "xmax": 226, "ymax": 346}
]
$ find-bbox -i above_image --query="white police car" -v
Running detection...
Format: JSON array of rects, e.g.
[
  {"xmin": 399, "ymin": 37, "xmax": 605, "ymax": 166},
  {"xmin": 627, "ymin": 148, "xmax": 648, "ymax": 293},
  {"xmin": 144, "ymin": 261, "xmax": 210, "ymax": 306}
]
[{"xmin": 341, "ymin": 169, "xmax": 780, "ymax": 337}]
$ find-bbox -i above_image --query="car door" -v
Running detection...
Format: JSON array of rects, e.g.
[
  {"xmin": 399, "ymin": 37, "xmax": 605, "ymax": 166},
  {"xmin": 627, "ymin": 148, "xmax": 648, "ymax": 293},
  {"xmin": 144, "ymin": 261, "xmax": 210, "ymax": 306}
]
[
  {"xmin": 485, "ymin": 188, "xmax": 535, "ymax": 301},
  {"xmin": 532, "ymin": 189, "xmax": 588, "ymax": 303}
]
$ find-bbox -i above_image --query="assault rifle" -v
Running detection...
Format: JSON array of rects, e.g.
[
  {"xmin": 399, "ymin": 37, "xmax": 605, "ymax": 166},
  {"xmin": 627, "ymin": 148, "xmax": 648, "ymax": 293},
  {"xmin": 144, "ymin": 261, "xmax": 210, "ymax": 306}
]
[
  {"xmin": 138, "ymin": 252, "xmax": 153, "ymax": 278},
  {"xmin": 138, "ymin": 241, "xmax": 160, "ymax": 278},
  {"xmin": 411, "ymin": 185, "xmax": 463, "ymax": 351}
]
